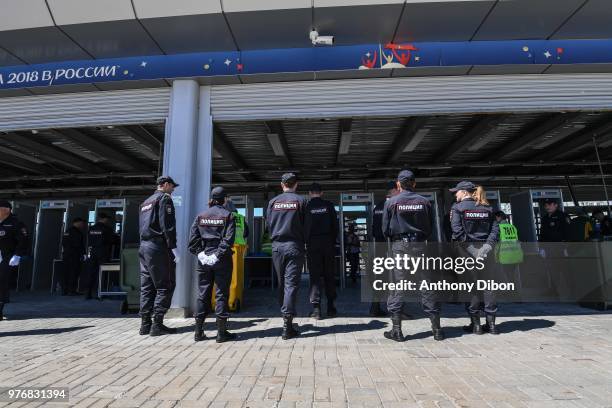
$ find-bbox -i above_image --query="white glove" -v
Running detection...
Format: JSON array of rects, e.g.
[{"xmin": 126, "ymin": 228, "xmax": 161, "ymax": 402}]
[
  {"xmin": 466, "ymin": 244, "xmax": 479, "ymax": 258},
  {"xmin": 539, "ymin": 248, "xmax": 546, "ymax": 259},
  {"xmin": 9, "ymin": 255, "xmax": 21, "ymax": 267},
  {"xmin": 197, "ymin": 251, "xmax": 207, "ymax": 266},
  {"xmin": 208, "ymin": 254, "xmax": 219, "ymax": 266},
  {"xmin": 171, "ymin": 248, "xmax": 180, "ymax": 264},
  {"xmin": 477, "ymin": 244, "xmax": 492, "ymax": 259},
  {"xmin": 563, "ymin": 248, "xmax": 569, "ymax": 257}
]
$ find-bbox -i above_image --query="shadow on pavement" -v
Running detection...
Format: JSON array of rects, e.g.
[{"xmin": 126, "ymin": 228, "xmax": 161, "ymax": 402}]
[{"xmin": 0, "ymin": 326, "xmax": 94, "ymax": 337}]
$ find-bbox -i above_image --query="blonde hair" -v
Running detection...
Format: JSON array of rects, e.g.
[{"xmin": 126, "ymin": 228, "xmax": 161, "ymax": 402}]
[{"xmin": 472, "ymin": 185, "xmax": 490, "ymax": 207}]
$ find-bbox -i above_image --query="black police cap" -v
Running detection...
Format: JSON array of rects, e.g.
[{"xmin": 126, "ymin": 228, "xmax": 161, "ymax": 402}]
[
  {"xmin": 0, "ymin": 200, "xmax": 12, "ymax": 209},
  {"xmin": 281, "ymin": 173, "xmax": 297, "ymax": 184},
  {"xmin": 543, "ymin": 198, "xmax": 558, "ymax": 204},
  {"xmin": 309, "ymin": 182, "xmax": 322, "ymax": 192},
  {"xmin": 211, "ymin": 186, "xmax": 226, "ymax": 201},
  {"xmin": 397, "ymin": 170, "xmax": 415, "ymax": 182},
  {"xmin": 157, "ymin": 176, "xmax": 179, "ymax": 187},
  {"xmin": 449, "ymin": 180, "xmax": 476, "ymax": 193}
]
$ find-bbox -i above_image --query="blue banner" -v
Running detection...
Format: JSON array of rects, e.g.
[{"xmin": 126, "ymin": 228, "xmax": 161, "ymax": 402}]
[{"xmin": 1, "ymin": 39, "xmax": 612, "ymax": 90}]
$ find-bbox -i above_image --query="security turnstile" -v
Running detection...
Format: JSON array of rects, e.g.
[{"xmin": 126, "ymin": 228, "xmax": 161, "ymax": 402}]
[
  {"xmin": 9, "ymin": 202, "xmax": 37, "ymax": 292},
  {"xmin": 486, "ymin": 190, "xmax": 501, "ymax": 212},
  {"xmin": 339, "ymin": 193, "xmax": 374, "ymax": 288},
  {"xmin": 419, "ymin": 192, "xmax": 442, "ymax": 243},
  {"xmin": 32, "ymin": 200, "xmax": 89, "ymax": 291},
  {"xmin": 510, "ymin": 189, "xmax": 564, "ymax": 242},
  {"xmin": 94, "ymin": 199, "xmax": 140, "ymax": 296}
]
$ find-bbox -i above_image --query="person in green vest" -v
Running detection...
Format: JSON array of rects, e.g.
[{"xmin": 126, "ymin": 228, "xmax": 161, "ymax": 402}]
[
  {"xmin": 494, "ymin": 211, "xmax": 524, "ymax": 265},
  {"xmin": 225, "ymin": 200, "xmax": 249, "ymax": 246}
]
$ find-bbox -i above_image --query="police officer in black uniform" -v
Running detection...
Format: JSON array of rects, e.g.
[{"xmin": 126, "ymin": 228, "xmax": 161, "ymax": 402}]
[
  {"xmin": 370, "ymin": 181, "xmax": 396, "ymax": 317},
  {"xmin": 449, "ymin": 181, "xmax": 500, "ymax": 335},
  {"xmin": 188, "ymin": 186, "xmax": 237, "ymax": 343},
  {"xmin": 138, "ymin": 176, "xmax": 180, "ymax": 336},
  {"xmin": 539, "ymin": 198, "xmax": 571, "ymax": 243},
  {"xmin": 0, "ymin": 200, "xmax": 29, "ymax": 321},
  {"xmin": 266, "ymin": 173, "xmax": 307, "ymax": 340},
  {"xmin": 62, "ymin": 218, "xmax": 87, "ymax": 296},
  {"xmin": 383, "ymin": 170, "xmax": 444, "ymax": 341},
  {"xmin": 304, "ymin": 182, "xmax": 338, "ymax": 320},
  {"xmin": 85, "ymin": 212, "xmax": 119, "ymax": 300}
]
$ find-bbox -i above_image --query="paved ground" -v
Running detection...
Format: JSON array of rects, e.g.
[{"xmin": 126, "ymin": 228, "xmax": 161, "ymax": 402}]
[{"xmin": 1, "ymin": 282, "xmax": 612, "ymax": 408}]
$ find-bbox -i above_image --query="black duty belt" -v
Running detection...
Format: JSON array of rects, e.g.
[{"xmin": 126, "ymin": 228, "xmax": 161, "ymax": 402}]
[{"xmin": 391, "ymin": 233, "xmax": 424, "ymax": 242}]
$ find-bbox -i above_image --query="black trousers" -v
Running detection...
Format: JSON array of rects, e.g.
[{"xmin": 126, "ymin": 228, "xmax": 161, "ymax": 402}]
[
  {"xmin": 272, "ymin": 242, "xmax": 304, "ymax": 317},
  {"xmin": 196, "ymin": 256, "xmax": 232, "ymax": 319},
  {"xmin": 307, "ymin": 239, "xmax": 336, "ymax": 305},
  {"xmin": 0, "ymin": 253, "xmax": 12, "ymax": 306},
  {"xmin": 386, "ymin": 240, "xmax": 441, "ymax": 316},
  {"xmin": 464, "ymin": 246, "xmax": 497, "ymax": 316},
  {"xmin": 84, "ymin": 256, "xmax": 102, "ymax": 297},
  {"xmin": 348, "ymin": 253, "xmax": 360, "ymax": 279},
  {"xmin": 62, "ymin": 255, "xmax": 82, "ymax": 294},
  {"xmin": 139, "ymin": 241, "xmax": 176, "ymax": 317}
]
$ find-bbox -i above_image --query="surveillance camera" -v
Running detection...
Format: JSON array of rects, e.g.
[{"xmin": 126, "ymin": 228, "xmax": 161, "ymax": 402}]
[
  {"xmin": 310, "ymin": 29, "xmax": 334, "ymax": 46},
  {"xmin": 314, "ymin": 36, "xmax": 334, "ymax": 46}
]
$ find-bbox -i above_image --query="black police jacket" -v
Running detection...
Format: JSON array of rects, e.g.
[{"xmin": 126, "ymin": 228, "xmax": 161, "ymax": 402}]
[
  {"xmin": 372, "ymin": 200, "xmax": 386, "ymax": 242},
  {"xmin": 62, "ymin": 226, "xmax": 85, "ymax": 259},
  {"xmin": 539, "ymin": 209, "xmax": 571, "ymax": 242},
  {"xmin": 0, "ymin": 214, "xmax": 29, "ymax": 258},
  {"xmin": 188, "ymin": 204, "xmax": 236, "ymax": 259},
  {"xmin": 304, "ymin": 197, "xmax": 338, "ymax": 244},
  {"xmin": 139, "ymin": 191, "xmax": 177, "ymax": 249},
  {"xmin": 382, "ymin": 190, "xmax": 432, "ymax": 241},
  {"xmin": 266, "ymin": 192, "xmax": 306, "ymax": 245},
  {"xmin": 450, "ymin": 198, "xmax": 499, "ymax": 245},
  {"xmin": 88, "ymin": 222, "xmax": 119, "ymax": 261}
]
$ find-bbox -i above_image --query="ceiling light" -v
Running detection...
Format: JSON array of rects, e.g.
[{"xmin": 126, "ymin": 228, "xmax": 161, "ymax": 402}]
[
  {"xmin": 267, "ymin": 133, "xmax": 286, "ymax": 157},
  {"xmin": 338, "ymin": 131, "xmax": 352, "ymax": 155},
  {"xmin": 403, "ymin": 129, "xmax": 430, "ymax": 152}
]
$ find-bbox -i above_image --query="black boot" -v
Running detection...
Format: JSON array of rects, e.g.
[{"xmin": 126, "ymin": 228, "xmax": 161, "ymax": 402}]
[
  {"xmin": 216, "ymin": 317, "xmax": 236, "ymax": 343},
  {"xmin": 309, "ymin": 304, "xmax": 322, "ymax": 320},
  {"xmin": 327, "ymin": 302, "xmax": 337, "ymax": 318},
  {"xmin": 383, "ymin": 313, "xmax": 403, "ymax": 342},
  {"xmin": 0, "ymin": 303, "xmax": 4, "ymax": 321},
  {"xmin": 150, "ymin": 315, "xmax": 177, "ymax": 336},
  {"xmin": 282, "ymin": 315, "xmax": 300, "ymax": 340},
  {"xmin": 483, "ymin": 314, "xmax": 499, "ymax": 335},
  {"xmin": 429, "ymin": 314, "xmax": 445, "ymax": 341},
  {"xmin": 194, "ymin": 317, "xmax": 207, "ymax": 342},
  {"xmin": 463, "ymin": 315, "xmax": 483, "ymax": 335},
  {"xmin": 139, "ymin": 314, "xmax": 152, "ymax": 335}
]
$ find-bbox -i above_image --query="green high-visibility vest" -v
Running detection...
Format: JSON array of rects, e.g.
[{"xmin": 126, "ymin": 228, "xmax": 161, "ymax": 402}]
[
  {"xmin": 495, "ymin": 222, "xmax": 524, "ymax": 265},
  {"xmin": 233, "ymin": 212, "xmax": 246, "ymax": 246}
]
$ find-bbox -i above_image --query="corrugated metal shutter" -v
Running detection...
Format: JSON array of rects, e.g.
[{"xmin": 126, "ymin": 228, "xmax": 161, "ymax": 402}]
[
  {"xmin": 0, "ymin": 88, "xmax": 170, "ymax": 131},
  {"xmin": 210, "ymin": 73, "xmax": 612, "ymax": 121}
]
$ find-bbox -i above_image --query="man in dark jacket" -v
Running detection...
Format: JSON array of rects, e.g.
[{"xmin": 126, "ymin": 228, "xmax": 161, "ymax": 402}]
[
  {"xmin": 62, "ymin": 217, "xmax": 87, "ymax": 295},
  {"xmin": 304, "ymin": 182, "xmax": 338, "ymax": 319},
  {"xmin": 0, "ymin": 200, "xmax": 29, "ymax": 321},
  {"xmin": 266, "ymin": 173, "xmax": 307, "ymax": 340}
]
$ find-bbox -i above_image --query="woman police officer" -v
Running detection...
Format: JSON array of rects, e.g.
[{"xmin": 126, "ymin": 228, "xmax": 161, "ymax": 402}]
[
  {"xmin": 188, "ymin": 186, "xmax": 237, "ymax": 343},
  {"xmin": 449, "ymin": 181, "xmax": 501, "ymax": 335}
]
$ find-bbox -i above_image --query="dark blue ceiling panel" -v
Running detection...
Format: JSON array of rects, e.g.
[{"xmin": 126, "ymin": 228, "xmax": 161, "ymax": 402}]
[
  {"xmin": 314, "ymin": 4, "xmax": 404, "ymax": 45},
  {"xmin": 0, "ymin": 47, "xmax": 24, "ymax": 67},
  {"xmin": 0, "ymin": 26, "xmax": 91, "ymax": 63},
  {"xmin": 59, "ymin": 20, "xmax": 162, "ymax": 58},
  {"xmin": 395, "ymin": 1, "xmax": 494, "ymax": 42},
  {"xmin": 225, "ymin": 9, "xmax": 312, "ymax": 50},
  {"xmin": 140, "ymin": 14, "xmax": 236, "ymax": 54},
  {"xmin": 473, "ymin": 0, "xmax": 584, "ymax": 40}
]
